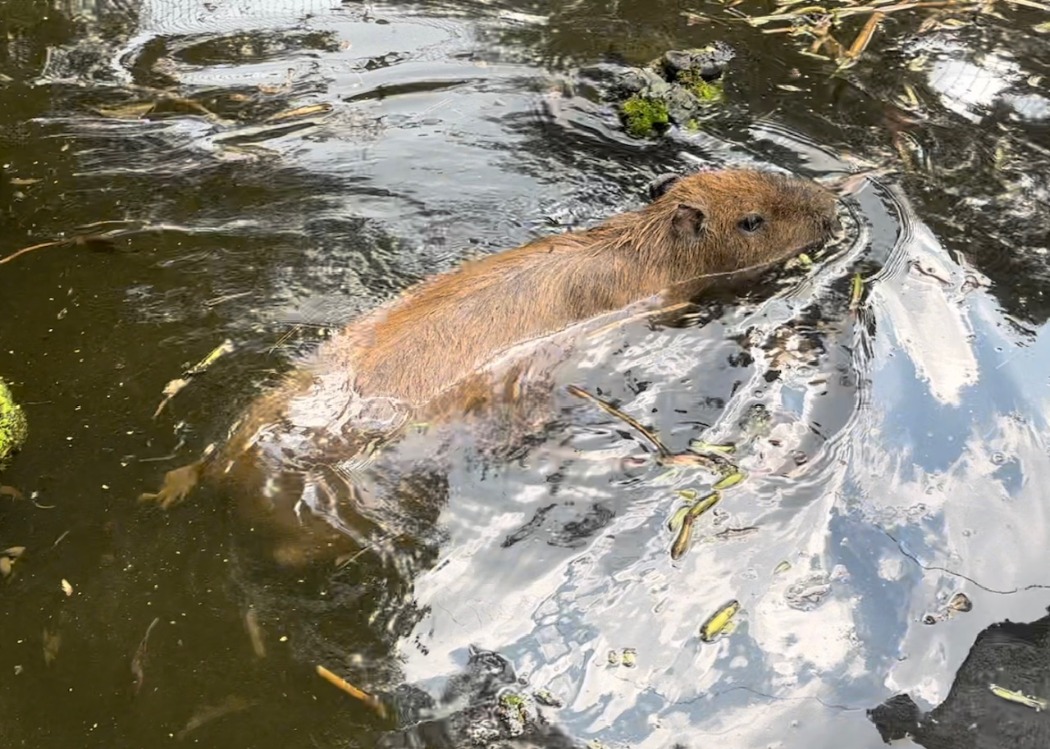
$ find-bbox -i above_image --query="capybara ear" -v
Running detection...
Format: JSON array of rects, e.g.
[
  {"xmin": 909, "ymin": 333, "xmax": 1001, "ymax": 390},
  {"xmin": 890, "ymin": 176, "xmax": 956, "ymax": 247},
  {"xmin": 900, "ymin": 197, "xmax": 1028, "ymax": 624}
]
[
  {"xmin": 673, "ymin": 203, "xmax": 706, "ymax": 239},
  {"xmin": 647, "ymin": 173, "xmax": 681, "ymax": 201}
]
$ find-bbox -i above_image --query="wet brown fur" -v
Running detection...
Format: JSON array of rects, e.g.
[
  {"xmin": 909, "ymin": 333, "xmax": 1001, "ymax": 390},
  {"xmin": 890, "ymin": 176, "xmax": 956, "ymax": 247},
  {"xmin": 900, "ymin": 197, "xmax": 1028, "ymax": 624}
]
[{"xmin": 328, "ymin": 169, "xmax": 838, "ymax": 406}]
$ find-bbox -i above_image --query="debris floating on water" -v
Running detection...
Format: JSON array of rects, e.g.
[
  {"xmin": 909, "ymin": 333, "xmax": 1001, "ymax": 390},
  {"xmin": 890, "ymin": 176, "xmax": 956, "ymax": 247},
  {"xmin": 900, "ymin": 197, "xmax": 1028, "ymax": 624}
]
[
  {"xmin": 153, "ymin": 339, "xmax": 235, "ymax": 418},
  {"xmin": 315, "ymin": 664, "xmax": 388, "ymax": 719},
  {"xmin": 989, "ymin": 683, "xmax": 1047, "ymax": 711},
  {"xmin": 131, "ymin": 617, "xmax": 160, "ymax": 695},
  {"xmin": 700, "ymin": 599, "xmax": 741, "ymax": 642},
  {"xmin": 849, "ymin": 272, "xmax": 866, "ymax": 312}
]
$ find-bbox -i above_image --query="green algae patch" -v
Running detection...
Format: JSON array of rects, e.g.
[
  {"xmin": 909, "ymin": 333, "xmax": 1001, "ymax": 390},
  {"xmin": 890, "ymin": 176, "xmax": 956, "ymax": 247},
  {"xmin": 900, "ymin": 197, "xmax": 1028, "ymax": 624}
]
[
  {"xmin": 678, "ymin": 71, "xmax": 726, "ymax": 103},
  {"xmin": 0, "ymin": 378, "xmax": 28, "ymax": 469},
  {"xmin": 620, "ymin": 95, "xmax": 670, "ymax": 138}
]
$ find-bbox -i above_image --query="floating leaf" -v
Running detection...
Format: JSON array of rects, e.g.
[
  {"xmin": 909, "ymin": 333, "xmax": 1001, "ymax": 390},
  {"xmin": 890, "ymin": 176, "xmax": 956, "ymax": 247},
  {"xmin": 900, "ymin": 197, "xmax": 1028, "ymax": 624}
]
[
  {"xmin": 700, "ymin": 599, "xmax": 740, "ymax": 642},
  {"xmin": 712, "ymin": 471, "xmax": 745, "ymax": 491},
  {"xmin": 773, "ymin": 560, "xmax": 792, "ymax": 575},
  {"xmin": 670, "ymin": 515, "xmax": 696, "ymax": 560},
  {"xmin": 689, "ymin": 441, "xmax": 736, "ymax": 454},
  {"xmin": 989, "ymin": 683, "xmax": 1047, "ymax": 711},
  {"xmin": 849, "ymin": 272, "xmax": 865, "ymax": 311},
  {"xmin": 668, "ymin": 504, "xmax": 691, "ymax": 532},
  {"xmin": 686, "ymin": 491, "xmax": 721, "ymax": 519},
  {"xmin": 621, "ymin": 647, "xmax": 637, "ymax": 668}
]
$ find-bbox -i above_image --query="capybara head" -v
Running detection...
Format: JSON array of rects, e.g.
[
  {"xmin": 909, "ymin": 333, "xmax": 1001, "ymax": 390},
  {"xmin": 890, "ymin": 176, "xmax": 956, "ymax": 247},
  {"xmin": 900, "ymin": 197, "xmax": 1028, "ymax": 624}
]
[{"xmin": 636, "ymin": 168, "xmax": 841, "ymax": 277}]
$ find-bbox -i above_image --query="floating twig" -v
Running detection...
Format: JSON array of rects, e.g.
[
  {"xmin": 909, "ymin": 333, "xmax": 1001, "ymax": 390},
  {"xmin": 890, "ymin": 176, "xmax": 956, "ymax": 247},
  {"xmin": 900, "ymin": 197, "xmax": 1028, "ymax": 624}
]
[
  {"xmin": 0, "ymin": 239, "xmax": 67, "ymax": 266},
  {"xmin": 131, "ymin": 617, "xmax": 160, "ymax": 695},
  {"xmin": 315, "ymin": 664, "xmax": 388, "ymax": 719},
  {"xmin": 846, "ymin": 11, "xmax": 885, "ymax": 60},
  {"xmin": 566, "ymin": 385, "xmax": 671, "ymax": 458}
]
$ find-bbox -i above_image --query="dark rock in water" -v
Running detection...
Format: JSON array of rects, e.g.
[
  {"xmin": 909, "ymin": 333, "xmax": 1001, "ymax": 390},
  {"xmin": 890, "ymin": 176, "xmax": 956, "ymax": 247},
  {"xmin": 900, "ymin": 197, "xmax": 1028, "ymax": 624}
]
[
  {"xmin": 660, "ymin": 43, "xmax": 736, "ymax": 82},
  {"xmin": 577, "ymin": 63, "xmax": 632, "ymax": 89},
  {"xmin": 379, "ymin": 645, "xmax": 578, "ymax": 748},
  {"xmin": 585, "ymin": 44, "xmax": 736, "ymax": 138},
  {"xmin": 664, "ymin": 87, "xmax": 703, "ymax": 131},
  {"xmin": 611, "ymin": 67, "xmax": 650, "ymax": 96},
  {"xmin": 616, "ymin": 67, "xmax": 670, "ymax": 98},
  {"xmin": 868, "ymin": 607, "xmax": 1050, "ymax": 749}
]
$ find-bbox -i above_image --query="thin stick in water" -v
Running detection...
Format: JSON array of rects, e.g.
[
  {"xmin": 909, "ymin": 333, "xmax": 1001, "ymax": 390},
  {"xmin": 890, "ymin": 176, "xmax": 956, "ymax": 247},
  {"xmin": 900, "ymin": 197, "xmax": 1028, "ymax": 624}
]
[{"xmin": 566, "ymin": 384, "xmax": 671, "ymax": 458}]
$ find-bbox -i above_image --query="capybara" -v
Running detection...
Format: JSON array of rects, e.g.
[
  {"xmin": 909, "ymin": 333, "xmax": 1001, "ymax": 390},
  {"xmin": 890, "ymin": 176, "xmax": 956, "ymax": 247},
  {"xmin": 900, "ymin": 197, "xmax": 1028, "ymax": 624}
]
[{"xmin": 142, "ymin": 168, "xmax": 841, "ymax": 564}]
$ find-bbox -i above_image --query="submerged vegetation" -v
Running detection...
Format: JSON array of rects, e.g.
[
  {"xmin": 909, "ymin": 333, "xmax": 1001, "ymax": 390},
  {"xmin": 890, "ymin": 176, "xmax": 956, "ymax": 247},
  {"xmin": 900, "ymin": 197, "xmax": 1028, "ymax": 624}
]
[
  {"xmin": 621, "ymin": 95, "xmax": 671, "ymax": 137},
  {"xmin": 603, "ymin": 45, "xmax": 736, "ymax": 137},
  {"xmin": 0, "ymin": 377, "xmax": 27, "ymax": 469}
]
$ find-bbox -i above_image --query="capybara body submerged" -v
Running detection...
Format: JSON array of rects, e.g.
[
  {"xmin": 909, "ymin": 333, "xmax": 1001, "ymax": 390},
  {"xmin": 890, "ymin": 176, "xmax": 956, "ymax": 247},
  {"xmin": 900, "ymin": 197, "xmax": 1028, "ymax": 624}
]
[{"xmin": 143, "ymin": 168, "xmax": 841, "ymax": 564}]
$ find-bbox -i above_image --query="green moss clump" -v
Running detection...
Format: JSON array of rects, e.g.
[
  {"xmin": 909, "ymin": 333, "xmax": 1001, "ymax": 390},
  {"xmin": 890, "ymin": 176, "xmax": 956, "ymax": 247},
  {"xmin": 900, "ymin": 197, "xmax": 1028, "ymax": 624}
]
[
  {"xmin": 0, "ymin": 378, "xmax": 28, "ymax": 469},
  {"xmin": 620, "ymin": 95, "xmax": 669, "ymax": 138},
  {"xmin": 678, "ymin": 71, "xmax": 725, "ymax": 103},
  {"xmin": 500, "ymin": 693, "xmax": 525, "ymax": 708}
]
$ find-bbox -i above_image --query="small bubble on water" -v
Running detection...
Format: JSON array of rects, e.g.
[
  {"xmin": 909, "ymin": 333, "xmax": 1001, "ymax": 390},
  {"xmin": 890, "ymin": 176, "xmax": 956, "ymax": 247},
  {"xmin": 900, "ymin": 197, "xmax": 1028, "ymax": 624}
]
[{"xmin": 991, "ymin": 452, "xmax": 1006, "ymax": 465}]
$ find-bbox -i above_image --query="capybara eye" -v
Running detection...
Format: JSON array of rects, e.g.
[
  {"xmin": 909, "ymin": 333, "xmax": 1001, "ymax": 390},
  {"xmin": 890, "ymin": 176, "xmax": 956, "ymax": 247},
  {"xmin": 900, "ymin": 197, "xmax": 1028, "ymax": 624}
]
[{"xmin": 738, "ymin": 214, "xmax": 764, "ymax": 233}]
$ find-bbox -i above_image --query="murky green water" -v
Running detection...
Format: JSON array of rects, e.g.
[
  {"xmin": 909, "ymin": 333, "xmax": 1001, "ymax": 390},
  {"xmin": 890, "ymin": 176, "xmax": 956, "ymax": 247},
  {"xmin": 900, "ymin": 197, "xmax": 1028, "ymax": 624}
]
[{"xmin": 2, "ymin": 1, "xmax": 1049, "ymax": 747}]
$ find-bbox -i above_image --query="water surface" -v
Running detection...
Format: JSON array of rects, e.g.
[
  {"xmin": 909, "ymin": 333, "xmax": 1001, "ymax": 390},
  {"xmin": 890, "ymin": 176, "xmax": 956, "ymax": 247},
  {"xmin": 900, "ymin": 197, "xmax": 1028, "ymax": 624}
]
[{"xmin": 1, "ymin": 1, "xmax": 1049, "ymax": 747}]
